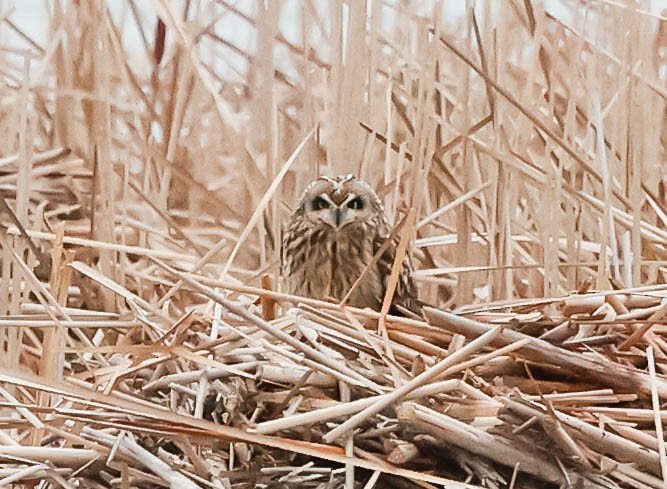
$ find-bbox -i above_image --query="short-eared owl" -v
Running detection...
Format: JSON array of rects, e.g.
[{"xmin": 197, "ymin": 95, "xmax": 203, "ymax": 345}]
[{"xmin": 281, "ymin": 174, "xmax": 418, "ymax": 312}]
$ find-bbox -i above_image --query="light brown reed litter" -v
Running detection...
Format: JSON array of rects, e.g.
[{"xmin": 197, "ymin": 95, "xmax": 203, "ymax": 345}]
[
  {"xmin": 3, "ymin": 284, "xmax": 667, "ymax": 488},
  {"xmin": 1, "ymin": 1, "xmax": 667, "ymax": 488}
]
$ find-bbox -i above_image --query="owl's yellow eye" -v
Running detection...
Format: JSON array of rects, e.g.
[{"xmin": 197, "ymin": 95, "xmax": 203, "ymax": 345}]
[
  {"xmin": 312, "ymin": 196, "xmax": 330, "ymax": 210},
  {"xmin": 347, "ymin": 197, "xmax": 364, "ymax": 210}
]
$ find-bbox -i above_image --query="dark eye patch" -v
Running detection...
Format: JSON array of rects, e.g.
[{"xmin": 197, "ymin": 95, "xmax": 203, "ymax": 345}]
[
  {"xmin": 347, "ymin": 197, "xmax": 364, "ymax": 210},
  {"xmin": 312, "ymin": 196, "xmax": 330, "ymax": 210}
]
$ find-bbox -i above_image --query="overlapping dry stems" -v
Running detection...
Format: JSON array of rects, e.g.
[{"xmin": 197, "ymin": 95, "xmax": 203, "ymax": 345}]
[{"xmin": 0, "ymin": 1, "xmax": 666, "ymax": 488}]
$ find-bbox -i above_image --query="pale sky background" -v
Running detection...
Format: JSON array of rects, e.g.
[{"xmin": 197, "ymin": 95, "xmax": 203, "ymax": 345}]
[
  {"xmin": 6, "ymin": 0, "xmax": 667, "ymax": 58},
  {"xmin": 2, "ymin": 0, "xmax": 666, "ymax": 91}
]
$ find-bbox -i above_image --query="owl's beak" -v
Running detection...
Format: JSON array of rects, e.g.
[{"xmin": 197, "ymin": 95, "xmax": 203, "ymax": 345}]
[{"xmin": 323, "ymin": 206, "xmax": 349, "ymax": 229}]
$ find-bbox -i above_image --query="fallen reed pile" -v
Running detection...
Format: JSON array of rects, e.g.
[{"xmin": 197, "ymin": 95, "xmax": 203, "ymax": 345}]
[
  {"xmin": 1, "ymin": 0, "xmax": 667, "ymax": 488},
  {"xmin": 2, "ymin": 274, "xmax": 667, "ymax": 488}
]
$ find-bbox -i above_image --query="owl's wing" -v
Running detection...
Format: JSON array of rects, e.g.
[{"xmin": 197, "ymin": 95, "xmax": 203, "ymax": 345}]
[{"xmin": 373, "ymin": 232, "xmax": 421, "ymax": 315}]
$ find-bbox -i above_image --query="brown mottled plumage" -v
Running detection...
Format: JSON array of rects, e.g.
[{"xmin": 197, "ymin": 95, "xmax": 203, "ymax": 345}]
[{"xmin": 281, "ymin": 174, "xmax": 419, "ymax": 312}]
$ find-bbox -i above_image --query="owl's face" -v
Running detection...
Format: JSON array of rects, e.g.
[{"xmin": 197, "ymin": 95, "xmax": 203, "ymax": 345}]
[{"xmin": 297, "ymin": 174, "xmax": 382, "ymax": 230}]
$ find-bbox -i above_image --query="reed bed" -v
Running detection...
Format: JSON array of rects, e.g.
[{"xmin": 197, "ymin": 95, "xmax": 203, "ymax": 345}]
[{"xmin": 0, "ymin": 0, "xmax": 666, "ymax": 487}]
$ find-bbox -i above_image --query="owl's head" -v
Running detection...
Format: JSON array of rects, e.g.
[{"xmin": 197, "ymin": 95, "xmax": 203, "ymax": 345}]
[{"xmin": 295, "ymin": 174, "xmax": 384, "ymax": 229}]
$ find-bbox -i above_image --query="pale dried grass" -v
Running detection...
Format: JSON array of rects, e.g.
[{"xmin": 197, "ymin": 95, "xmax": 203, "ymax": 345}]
[{"xmin": 0, "ymin": 1, "xmax": 666, "ymax": 488}]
